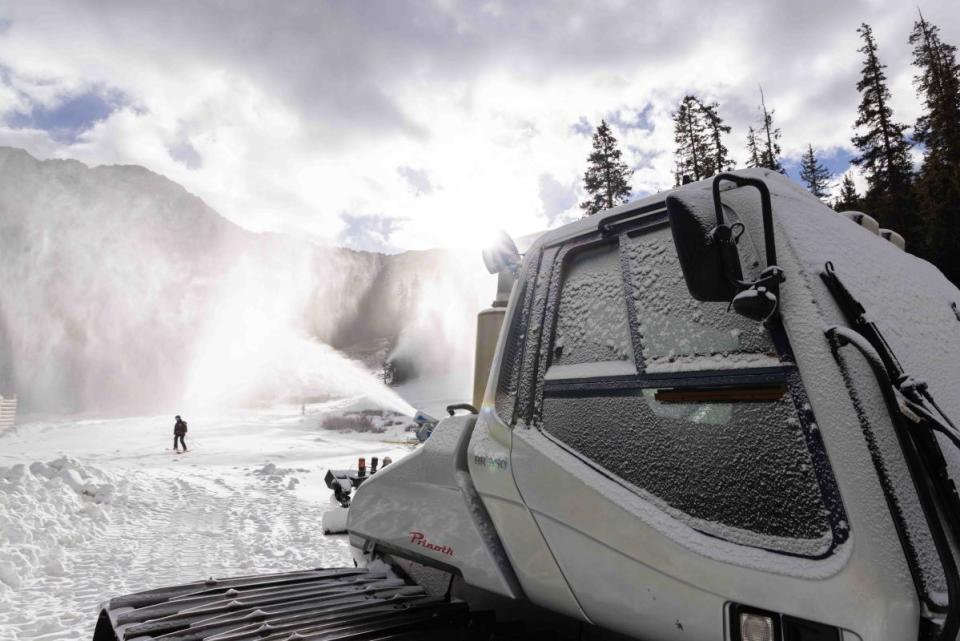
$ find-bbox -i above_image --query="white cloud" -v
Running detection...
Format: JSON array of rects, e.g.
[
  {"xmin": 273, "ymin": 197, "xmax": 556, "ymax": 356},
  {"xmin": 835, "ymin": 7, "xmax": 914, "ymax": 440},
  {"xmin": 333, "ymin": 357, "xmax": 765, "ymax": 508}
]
[{"xmin": 0, "ymin": 0, "xmax": 956, "ymax": 250}]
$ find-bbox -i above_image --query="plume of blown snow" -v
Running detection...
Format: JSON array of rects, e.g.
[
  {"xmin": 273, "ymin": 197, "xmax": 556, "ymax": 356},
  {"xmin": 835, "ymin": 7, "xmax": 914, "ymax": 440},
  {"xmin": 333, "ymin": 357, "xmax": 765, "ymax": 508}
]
[
  {"xmin": 182, "ymin": 237, "xmax": 413, "ymax": 415},
  {"xmin": 387, "ymin": 251, "xmax": 494, "ymax": 402}
]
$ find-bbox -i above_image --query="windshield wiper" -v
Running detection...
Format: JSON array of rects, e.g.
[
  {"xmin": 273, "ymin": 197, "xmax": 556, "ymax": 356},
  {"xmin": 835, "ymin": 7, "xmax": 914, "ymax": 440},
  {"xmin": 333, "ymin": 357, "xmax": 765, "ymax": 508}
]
[
  {"xmin": 822, "ymin": 261, "xmax": 960, "ymax": 640},
  {"xmin": 822, "ymin": 262, "xmax": 958, "ymax": 439}
]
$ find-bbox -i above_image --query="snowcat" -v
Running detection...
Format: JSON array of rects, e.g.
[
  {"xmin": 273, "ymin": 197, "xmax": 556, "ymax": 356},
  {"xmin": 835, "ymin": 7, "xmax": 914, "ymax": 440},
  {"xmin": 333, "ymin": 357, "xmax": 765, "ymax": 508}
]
[{"xmin": 93, "ymin": 169, "xmax": 960, "ymax": 641}]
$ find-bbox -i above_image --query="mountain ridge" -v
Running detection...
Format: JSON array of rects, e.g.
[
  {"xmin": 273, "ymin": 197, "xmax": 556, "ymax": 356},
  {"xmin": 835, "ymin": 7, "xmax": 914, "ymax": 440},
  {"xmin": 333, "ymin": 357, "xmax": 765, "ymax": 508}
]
[{"xmin": 0, "ymin": 146, "xmax": 484, "ymax": 412}]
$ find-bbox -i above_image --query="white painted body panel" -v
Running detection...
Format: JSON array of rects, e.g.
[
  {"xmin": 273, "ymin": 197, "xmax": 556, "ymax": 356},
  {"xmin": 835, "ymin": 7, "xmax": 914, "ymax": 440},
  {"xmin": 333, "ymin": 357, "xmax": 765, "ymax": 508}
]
[
  {"xmin": 511, "ymin": 425, "xmax": 915, "ymax": 640},
  {"xmin": 348, "ymin": 414, "xmax": 521, "ymax": 599},
  {"xmin": 466, "ymin": 268, "xmax": 589, "ymax": 622},
  {"xmin": 468, "ymin": 410, "xmax": 588, "ymax": 621}
]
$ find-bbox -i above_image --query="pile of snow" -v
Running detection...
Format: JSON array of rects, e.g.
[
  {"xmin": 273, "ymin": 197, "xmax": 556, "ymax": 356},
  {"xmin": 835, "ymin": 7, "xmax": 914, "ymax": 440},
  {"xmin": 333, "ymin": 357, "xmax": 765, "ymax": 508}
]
[
  {"xmin": 0, "ymin": 404, "xmax": 424, "ymax": 640},
  {"xmin": 0, "ymin": 458, "xmax": 120, "ymax": 595}
]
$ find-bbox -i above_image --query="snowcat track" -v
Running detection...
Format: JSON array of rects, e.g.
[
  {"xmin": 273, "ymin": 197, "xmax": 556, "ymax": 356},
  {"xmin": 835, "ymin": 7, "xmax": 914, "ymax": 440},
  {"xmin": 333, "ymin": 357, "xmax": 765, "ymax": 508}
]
[{"xmin": 92, "ymin": 566, "xmax": 529, "ymax": 641}]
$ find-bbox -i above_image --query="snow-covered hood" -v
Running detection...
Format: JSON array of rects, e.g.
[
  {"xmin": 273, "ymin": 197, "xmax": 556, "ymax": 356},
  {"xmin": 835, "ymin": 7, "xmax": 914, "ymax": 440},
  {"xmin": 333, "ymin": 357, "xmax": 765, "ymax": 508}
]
[{"xmin": 746, "ymin": 171, "xmax": 960, "ymax": 433}]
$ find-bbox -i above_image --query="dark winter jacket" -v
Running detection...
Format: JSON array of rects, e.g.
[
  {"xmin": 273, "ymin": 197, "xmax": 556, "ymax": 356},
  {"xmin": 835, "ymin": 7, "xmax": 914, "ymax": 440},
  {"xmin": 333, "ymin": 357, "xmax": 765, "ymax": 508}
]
[{"xmin": 174, "ymin": 419, "xmax": 188, "ymax": 435}]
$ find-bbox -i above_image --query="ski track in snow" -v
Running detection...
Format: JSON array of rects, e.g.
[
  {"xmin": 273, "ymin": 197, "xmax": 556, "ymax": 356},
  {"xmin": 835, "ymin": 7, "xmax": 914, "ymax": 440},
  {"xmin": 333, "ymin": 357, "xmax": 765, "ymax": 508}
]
[{"xmin": 0, "ymin": 402, "xmax": 420, "ymax": 641}]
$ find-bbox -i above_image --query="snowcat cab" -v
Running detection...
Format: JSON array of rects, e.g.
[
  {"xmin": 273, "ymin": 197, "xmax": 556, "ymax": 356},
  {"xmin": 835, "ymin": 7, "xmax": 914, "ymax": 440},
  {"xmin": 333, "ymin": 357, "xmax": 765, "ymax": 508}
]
[{"xmin": 94, "ymin": 169, "xmax": 960, "ymax": 641}]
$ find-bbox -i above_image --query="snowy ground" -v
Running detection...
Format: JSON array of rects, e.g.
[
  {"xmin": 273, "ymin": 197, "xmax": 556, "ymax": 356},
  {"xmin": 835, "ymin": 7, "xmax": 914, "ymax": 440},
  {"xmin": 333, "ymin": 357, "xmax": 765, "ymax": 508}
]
[{"xmin": 0, "ymin": 395, "xmax": 435, "ymax": 641}]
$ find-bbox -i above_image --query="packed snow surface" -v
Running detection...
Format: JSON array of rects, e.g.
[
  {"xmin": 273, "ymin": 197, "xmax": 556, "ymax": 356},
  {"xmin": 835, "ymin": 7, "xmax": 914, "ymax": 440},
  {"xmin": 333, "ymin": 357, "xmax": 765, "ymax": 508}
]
[{"xmin": 0, "ymin": 398, "xmax": 421, "ymax": 640}]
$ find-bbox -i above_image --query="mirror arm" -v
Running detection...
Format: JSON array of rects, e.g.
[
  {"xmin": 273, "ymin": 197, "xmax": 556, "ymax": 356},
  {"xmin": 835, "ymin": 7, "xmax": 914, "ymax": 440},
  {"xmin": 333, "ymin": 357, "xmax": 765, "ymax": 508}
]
[
  {"xmin": 711, "ymin": 174, "xmax": 785, "ymax": 325},
  {"xmin": 711, "ymin": 173, "xmax": 777, "ymax": 267}
]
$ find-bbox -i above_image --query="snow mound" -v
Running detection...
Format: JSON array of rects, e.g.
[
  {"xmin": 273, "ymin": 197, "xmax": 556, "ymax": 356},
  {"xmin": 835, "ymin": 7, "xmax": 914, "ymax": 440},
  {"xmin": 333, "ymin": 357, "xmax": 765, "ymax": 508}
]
[
  {"xmin": 0, "ymin": 408, "xmax": 419, "ymax": 639},
  {"xmin": 0, "ymin": 458, "xmax": 121, "ymax": 593}
]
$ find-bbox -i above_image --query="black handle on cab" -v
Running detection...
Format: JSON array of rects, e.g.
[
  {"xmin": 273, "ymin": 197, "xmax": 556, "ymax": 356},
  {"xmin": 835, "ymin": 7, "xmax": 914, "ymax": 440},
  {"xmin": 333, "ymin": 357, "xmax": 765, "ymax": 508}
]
[
  {"xmin": 446, "ymin": 403, "xmax": 479, "ymax": 416},
  {"xmin": 712, "ymin": 173, "xmax": 777, "ymax": 268}
]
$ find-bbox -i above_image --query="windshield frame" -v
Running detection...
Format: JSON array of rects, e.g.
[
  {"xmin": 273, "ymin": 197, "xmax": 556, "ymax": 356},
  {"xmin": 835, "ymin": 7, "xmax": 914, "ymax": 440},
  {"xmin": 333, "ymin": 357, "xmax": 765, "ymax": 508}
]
[{"xmin": 521, "ymin": 210, "xmax": 849, "ymax": 559}]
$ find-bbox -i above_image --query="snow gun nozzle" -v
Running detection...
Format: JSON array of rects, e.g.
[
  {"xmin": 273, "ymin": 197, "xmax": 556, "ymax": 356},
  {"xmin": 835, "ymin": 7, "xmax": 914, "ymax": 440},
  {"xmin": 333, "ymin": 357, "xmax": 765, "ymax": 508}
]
[
  {"xmin": 357, "ymin": 457, "xmax": 366, "ymax": 477},
  {"xmin": 371, "ymin": 457, "xmax": 379, "ymax": 474},
  {"xmin": 414, "ymin": 410, "xmax": 439, "ymax": 443}
]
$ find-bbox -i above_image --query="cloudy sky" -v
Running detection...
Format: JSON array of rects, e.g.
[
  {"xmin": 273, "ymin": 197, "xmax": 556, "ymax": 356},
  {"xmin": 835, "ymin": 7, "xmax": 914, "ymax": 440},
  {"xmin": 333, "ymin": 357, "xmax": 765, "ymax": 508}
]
[{"xmin": 0, "ymin": 0, "xmax": 956, "ymax": 252}]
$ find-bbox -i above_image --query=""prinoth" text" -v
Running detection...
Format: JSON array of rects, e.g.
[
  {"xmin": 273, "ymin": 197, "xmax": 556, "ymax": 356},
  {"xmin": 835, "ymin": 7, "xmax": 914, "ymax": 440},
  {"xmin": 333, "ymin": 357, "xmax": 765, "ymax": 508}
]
[{"xmin": 409, "ymin": 531, "xmax": 454, "ymax": 556}]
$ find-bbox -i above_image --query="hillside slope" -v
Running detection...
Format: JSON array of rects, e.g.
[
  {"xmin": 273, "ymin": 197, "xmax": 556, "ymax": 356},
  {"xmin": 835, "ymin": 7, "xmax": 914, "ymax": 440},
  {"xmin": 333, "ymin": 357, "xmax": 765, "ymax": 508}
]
[{"xmin": 0, "ymin": 147, "xmax": 486, "ymax": 413}]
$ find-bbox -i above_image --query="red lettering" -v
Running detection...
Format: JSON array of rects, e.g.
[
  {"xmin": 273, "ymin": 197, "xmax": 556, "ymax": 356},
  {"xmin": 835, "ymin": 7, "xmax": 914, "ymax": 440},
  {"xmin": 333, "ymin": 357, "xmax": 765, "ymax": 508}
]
[{"xmin": 407, "ymin": 531, "xmax": 454, "ymax": 556}]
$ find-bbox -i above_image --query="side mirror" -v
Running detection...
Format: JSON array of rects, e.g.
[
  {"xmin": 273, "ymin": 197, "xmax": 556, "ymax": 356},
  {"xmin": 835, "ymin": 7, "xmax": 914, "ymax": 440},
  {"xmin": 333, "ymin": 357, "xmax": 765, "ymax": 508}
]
[
  {"xmin": 482, "ymin": 230, "xmax": 521, "ymax": 275},
  {"xmin": 666, "ymin": 173, "xmax": 784, "ymax": 323},
  {"xmin": 665, "ymin": 189, "xmax": 744, "ymax": 302},
  {"xmin": 730, "ymin": 267, "xmax": 784, "ymax": 322}
]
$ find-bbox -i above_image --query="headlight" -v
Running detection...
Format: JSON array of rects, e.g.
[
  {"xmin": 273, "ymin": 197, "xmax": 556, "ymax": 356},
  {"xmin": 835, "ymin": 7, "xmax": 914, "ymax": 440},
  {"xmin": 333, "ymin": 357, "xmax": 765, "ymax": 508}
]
[
  {"xmin": 740, "ymin": 612, "xmax": 775, "ymax": 641},
  {"xmin": 729, "ymin": 603, "xmax": 840, "ymax": 641}
]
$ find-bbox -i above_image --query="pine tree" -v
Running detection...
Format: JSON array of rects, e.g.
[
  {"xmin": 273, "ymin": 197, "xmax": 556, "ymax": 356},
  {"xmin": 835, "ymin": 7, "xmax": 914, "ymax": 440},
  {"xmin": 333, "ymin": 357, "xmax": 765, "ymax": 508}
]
[
  {"xmin": 909, "ymin": 12, "xmax": 960, "ymax": 164},
  {"xmin": 672, "ymin": 96, "xmax": 711, "ymax": 182},
  {"xmin": 697, "ymin": 99, "xmax": 734, "ymax": 176},
  {"xmin": 757, "ymin": 87, "xmax": 784, "ymax": 172},
  {"xmin": 909, "ymin": 12, "xmax": 960, "ymax": 284},
  {"xmin": 580, "ymin": 120, "xmax": 632, "ymax": 216},
  {"xmin": 833, "ymin": 174, "xmax": 861, "ymax": 211},
  {"xmin": 745, "ymin": 127, "xmax": 762, "ymax": 168},
  {"xmin": 799, "ymin": 144, "xmax": 832, "ymax": 200},
  {"xmin": 851, "ymin": 23, "xmax": 914, "ymax": 230}
]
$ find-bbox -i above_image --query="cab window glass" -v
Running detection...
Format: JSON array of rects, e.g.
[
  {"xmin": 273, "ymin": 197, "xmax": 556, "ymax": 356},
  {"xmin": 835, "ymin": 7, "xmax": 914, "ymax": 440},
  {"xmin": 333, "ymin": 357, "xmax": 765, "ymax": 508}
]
[
  {"xmin": 622, "ymin": 228, "xmax": 777, "ymax": 371},
  {"xmin": 551, "ymin": 242, "xmax": 633, "ymax": 368},
  {"xmin": 541, "ymin": 389, "xmax": 833, "ymax": 555}
]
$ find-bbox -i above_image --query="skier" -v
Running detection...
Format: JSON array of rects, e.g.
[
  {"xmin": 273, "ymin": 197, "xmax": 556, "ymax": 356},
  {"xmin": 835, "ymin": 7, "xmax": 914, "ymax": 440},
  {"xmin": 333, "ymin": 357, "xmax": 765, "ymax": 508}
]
[{"xmin": 173, "ymin": 415, "xmax": 188, "ymax": 453}]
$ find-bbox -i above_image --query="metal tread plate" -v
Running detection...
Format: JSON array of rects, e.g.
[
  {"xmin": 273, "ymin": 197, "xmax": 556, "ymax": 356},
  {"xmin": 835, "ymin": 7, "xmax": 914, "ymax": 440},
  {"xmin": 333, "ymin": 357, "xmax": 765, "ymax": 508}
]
[{"xmin": 92, "ymin": 566, "xmax": 495, "ymax": 641}]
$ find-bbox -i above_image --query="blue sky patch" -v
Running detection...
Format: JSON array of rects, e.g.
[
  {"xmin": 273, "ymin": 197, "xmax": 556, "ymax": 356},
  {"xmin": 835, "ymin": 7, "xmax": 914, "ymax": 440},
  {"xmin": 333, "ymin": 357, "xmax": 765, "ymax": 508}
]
[
  {"xmin": 5, "ymin": 87, "xmax": 128, "ymax": 144},
  {"xmin": 571, "ymin": 105, "xmax": 655, "ymax": 139},
  {"xmin": 608, "ymin": 103, "xmax": 654, "ymax": 133},
  {"xmin": 570, "ymin": 116, "xmax": 593, "ymax": 137},
  {"xmin": 339, "ymin": 213, "xmax": 406, "ymax": 254},
  {"xmin": 782, "ymin": 146, "xmax": 855, "ymax": 186}
]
